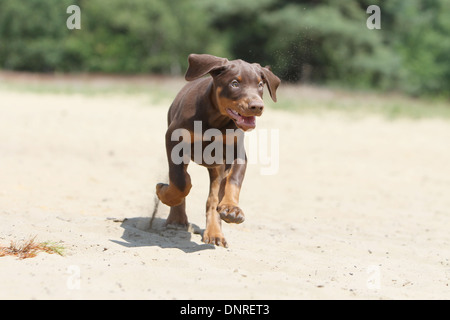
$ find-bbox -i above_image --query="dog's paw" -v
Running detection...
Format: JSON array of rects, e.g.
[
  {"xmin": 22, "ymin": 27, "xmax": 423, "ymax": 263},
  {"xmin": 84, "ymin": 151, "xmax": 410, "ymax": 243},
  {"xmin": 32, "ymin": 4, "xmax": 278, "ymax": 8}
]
[
  {"xmin": 217, "ymin": 204, "xmax": 245, "ymax": 224},
  {"xmin": 203, "ymin": 229, "xmax": 228, "ymax": 248},
  {"xmin": 156, "ymin": 183, "xmax": 168, "ymax": 201},
  {"xmin": 156, "ymin": 183, "xmax": 184, "ymax": 207}
]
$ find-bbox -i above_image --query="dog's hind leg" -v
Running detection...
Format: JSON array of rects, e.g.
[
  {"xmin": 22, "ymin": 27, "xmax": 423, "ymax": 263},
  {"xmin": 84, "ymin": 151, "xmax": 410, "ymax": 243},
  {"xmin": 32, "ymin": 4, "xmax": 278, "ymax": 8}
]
[{"xmin": 165, "ymin": 199, "xmax": 188, "ymax": 227}]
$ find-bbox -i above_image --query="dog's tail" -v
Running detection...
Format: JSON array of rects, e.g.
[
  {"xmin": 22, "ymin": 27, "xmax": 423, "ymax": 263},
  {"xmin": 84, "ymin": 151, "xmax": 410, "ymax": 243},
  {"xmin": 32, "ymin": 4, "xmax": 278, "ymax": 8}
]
[{"xmin": 149, "ymin": 193, "xmax": 160, "ymax": 229}]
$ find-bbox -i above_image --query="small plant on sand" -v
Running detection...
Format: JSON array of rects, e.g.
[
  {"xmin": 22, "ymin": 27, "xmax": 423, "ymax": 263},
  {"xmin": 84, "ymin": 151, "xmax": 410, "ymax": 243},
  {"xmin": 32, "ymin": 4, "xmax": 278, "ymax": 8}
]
[{"xmin": 0, "ymin": 236, "xmax": 65, "ymax": 259}]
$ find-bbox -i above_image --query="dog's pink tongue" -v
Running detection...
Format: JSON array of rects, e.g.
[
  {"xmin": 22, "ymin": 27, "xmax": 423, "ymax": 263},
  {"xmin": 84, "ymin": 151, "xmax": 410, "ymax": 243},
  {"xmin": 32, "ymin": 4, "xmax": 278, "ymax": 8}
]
[
  {"xmin": 239, "ymin": 115, "xmax": 256, "ymax": 126},
  {"xmin": 236, "ymin": 115, "xmax": 256, "ymax": 130}
]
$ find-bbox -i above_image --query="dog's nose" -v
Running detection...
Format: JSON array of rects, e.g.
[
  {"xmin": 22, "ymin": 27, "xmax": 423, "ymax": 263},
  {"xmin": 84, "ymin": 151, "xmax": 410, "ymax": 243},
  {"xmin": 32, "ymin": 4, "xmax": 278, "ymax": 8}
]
[{"xmin": 248, "ymin": 100, "xmax": 264, "ymax": 113}]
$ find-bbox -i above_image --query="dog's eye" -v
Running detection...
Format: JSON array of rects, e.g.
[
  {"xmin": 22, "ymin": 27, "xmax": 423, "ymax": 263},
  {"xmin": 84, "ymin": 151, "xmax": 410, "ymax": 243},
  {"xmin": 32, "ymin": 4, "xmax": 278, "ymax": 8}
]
[
  {"xmin": 230, "ymin": 80, "xmax": 240, "ymax": 88},
  {"xmin": 258, "ymin": 81, "xmax": 264, "ymax": 89}
]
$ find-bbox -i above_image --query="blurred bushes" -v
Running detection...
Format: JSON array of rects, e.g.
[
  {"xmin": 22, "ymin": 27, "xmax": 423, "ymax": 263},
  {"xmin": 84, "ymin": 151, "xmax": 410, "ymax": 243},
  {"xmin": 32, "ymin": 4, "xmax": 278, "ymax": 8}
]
[
  {"xmin": 0, "ymin": 0, "xmax": 224, "ymax": 74},
  {"xmin": 0, "ymin": 0, "xmax": 448, "ymax": 97}
]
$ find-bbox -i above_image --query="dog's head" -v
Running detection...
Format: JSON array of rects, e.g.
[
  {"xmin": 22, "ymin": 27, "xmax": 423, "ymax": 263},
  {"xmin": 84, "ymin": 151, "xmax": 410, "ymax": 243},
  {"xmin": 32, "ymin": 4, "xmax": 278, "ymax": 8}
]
[{"xmin": 185, "ymin": 54, "xmax": 280, "ymax": 131}]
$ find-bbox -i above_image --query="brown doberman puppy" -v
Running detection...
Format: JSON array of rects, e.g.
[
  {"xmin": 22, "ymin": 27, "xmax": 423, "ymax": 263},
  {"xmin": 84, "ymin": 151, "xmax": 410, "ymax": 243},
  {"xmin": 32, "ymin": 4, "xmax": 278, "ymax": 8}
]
[{"xmin": 156, "ymin": 54, "xmax": 280, "ymax": 247}]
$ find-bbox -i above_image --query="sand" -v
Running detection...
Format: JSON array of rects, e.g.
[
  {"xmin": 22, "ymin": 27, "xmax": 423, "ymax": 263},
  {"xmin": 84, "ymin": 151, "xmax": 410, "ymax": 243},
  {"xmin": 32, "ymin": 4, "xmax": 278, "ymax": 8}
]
[{"xmin": 0, "ymin": 87, "xmax": 449, "ymax": 300}]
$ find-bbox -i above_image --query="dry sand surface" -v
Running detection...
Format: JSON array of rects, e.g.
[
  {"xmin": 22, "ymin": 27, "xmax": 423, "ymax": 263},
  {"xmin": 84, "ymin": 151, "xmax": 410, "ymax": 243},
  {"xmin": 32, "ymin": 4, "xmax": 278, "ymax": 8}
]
[{"xmin": 0, "ymin": 85, "xmax": 449, "ymax": 300}]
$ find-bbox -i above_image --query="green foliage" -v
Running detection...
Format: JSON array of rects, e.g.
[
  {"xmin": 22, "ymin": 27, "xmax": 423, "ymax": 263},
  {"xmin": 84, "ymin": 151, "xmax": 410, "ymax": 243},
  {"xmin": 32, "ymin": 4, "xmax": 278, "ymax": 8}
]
[
  {"xmin": 0, "ymin": 0, "xmax": 222, "ymax": 74},
  {"xmin": 382, "ymin": 0, "xmax": 450, "ymax": 96},
  {"xmin": 0, "ymin": 0, "xmax": 448, "ymax": 97},
  {"xmin": 207, "ymin": 0, "xmax": 449, "ymax": 97},
  {"xmin": 71, "ymin": 0, "xmax": 222, "ymax": 73},
  {"xmin": 0, "ymin": 0, "xmax": 73, "ymax": 71}
]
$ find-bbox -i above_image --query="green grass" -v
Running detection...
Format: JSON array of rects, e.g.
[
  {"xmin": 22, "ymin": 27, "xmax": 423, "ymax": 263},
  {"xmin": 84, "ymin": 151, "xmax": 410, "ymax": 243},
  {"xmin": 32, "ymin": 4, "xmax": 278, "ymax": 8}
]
[{"xmin": 1, "ymin": 72, "xmax": 449, "ymax": 120}]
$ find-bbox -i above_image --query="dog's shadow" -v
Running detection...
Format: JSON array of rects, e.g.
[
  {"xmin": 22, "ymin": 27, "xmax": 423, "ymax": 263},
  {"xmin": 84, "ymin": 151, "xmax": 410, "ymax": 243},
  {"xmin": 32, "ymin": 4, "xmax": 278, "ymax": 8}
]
[{"xmin": 110, "ymin": 216, "xmax": 215, "ymax": 253}]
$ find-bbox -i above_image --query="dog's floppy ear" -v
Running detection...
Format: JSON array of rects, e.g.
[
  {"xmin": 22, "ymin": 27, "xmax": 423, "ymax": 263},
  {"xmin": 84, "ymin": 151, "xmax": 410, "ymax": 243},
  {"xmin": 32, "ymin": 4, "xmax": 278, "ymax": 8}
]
[
  {"xmin": 260, "ymin": 65, "xmax": 281, "ymax": 102},
  {"xmin": 185, "ymin": 54, "xmax": 229, "ymax": 81}
]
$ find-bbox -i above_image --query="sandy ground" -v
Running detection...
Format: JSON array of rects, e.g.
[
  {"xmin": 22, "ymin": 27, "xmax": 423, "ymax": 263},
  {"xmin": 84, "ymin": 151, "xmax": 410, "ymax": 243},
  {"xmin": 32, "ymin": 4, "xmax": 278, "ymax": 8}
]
[{"xmin": 0, "ymin": 86, "xmax": 449, "ymax": 300}]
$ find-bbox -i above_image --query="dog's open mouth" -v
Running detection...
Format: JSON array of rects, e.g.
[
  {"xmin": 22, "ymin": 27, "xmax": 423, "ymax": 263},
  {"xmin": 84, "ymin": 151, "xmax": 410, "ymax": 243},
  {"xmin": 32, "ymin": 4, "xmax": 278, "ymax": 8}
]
[{"xmin": 226, "ymin": 108, "xmax": 256, "ymax": 131}]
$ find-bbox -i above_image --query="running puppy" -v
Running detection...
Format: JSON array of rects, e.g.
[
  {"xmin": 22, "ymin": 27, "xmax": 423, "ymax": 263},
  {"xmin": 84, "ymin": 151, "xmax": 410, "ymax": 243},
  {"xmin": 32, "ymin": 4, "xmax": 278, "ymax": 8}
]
[{"xmin": 156, "ymin": 54, "xmax": 280, "ymax": 247}]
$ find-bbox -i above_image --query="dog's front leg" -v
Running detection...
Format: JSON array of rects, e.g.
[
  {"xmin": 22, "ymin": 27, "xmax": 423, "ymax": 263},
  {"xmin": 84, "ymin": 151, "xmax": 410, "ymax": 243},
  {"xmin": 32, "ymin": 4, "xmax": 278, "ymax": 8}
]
[
  {"xmin": 203, "ymin": 166, "xmax": 228, "ymax": 247},
  {"xmin": 217, "ymin": 158, "xmax": 247, "ymax": 224},
  {"xmin": 156, "ymin": 132, "xmax": 192, "ymax": 208}
]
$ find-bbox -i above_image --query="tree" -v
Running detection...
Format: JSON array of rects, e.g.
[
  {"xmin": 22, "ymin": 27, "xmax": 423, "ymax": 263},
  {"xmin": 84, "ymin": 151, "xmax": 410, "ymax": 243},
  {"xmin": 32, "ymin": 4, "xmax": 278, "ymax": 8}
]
[
  {"xmin": 0, "ymin": 0, "xmax": 74, "ymax": 71},
  {"xmin": 0, "ymin": 0, "xmax": 448, "ymax": 96}
]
